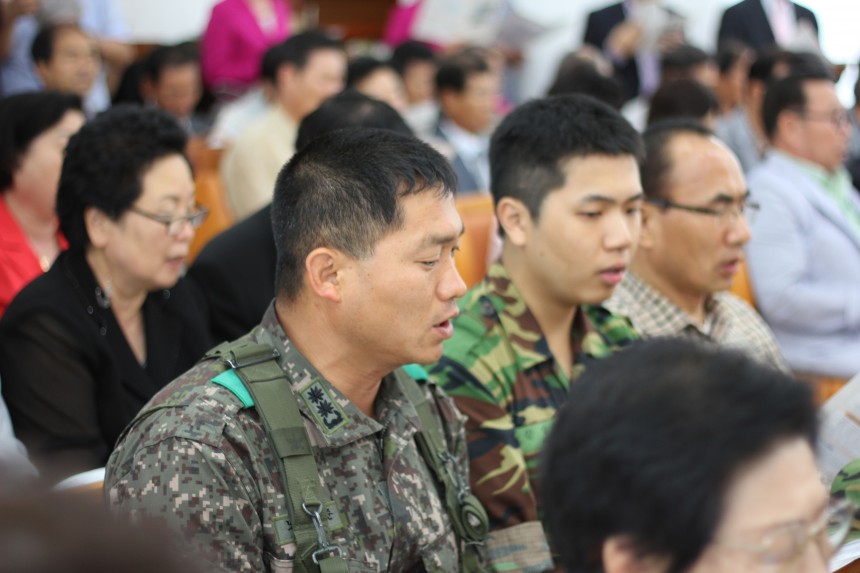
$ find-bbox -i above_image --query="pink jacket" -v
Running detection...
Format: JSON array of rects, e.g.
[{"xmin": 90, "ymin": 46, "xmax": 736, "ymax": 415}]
[{"xmin": 201, "ymin": 0, "xmax": 291, "ymax": 93}]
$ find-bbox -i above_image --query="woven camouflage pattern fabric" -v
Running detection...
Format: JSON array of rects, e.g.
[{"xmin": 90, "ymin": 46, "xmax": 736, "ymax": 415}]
[
  {"xmin": 428, "ymin": 262, "xmax": 639, "ymax": 571},
  {"xmin": 106, "ymin": 305, "xmax": 473, "ymax": 573},
  {"xmin": 832, "ymin": 458, "xmax": 860, "ymax": 542}
]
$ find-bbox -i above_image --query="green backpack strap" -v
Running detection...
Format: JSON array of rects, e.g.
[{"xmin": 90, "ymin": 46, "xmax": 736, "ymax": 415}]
[
  {"xmin": 395, "ymin": 367, "xmax": 489, "ymax": 573},
  {"xmin": 208, "ymin": 340, "xmax": 348, "ymax": 573}
]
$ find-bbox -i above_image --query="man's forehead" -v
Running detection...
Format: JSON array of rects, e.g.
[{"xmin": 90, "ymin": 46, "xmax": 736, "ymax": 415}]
[
  {"xmin": 561, "ymin": 153, "xmax": 639, "ymax": 175},
  {"xmin": 666, "ymin": 136, "xmax": 746, "ymax": 197}
]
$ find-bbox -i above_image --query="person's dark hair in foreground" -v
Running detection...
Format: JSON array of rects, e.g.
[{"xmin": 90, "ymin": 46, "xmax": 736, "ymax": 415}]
[
  {"xmin": 542, "ymin": 338, "xmax": 844, "ymax": 573},
  {"xmin": 0, "ymin": 493, "xmax": 201, "ymax": 573}
]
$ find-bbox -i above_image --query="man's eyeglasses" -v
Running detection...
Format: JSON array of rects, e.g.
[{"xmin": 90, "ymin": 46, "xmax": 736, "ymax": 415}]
[
  {"xmin": 799, "ymin": 109, "xmax": 852, "ymax": 130},
  {"xmin": 716, "ymin": 496, "xmax": 855, "ymax": 568},
  {"xmin": 646, "ymin": 197, "xmax": 760, "ymax": 227},
  {"xmin": 127, "ymin": 204, "xmax": 209, "ymax": 237}
]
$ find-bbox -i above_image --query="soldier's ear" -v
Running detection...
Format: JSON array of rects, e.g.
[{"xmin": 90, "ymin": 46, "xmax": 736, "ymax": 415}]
[
  {"xmin": 496, "ymin": 197, "xmax": 531, "ymax": 247},
  {"xmin": 305, "ymin": 247, "xmax": 344, "ymax": 303}
]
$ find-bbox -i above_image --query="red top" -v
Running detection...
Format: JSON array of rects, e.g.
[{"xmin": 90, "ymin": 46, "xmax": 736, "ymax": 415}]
[{"xmin": 0, "ymin": 195, "xmax": 68, "ymax": 318}]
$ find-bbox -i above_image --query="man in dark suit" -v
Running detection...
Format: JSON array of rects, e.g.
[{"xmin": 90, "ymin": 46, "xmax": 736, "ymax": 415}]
[
  {"xmin": 583, "ymin": 1, "xmax": 685, "ymax": 102},
  {"xmin": 187, "ymin": 90, "xmax": 413, "ymax": 342},
  {"xmin": 718, "ymin": 0, "xmax": 818, "ymax": 53}
]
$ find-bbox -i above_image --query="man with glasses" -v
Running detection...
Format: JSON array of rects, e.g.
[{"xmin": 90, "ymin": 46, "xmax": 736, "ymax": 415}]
[
  {"xmin": 606, "ymin": 119, "xmax": 785, "ymax": 369},
  {"xmin": 746, "ymin": 70, "xmax": 860, "ymax": 378},
  {"xmin": 543, "ymin": 337, "xmax": 852, "ymax": 573}
]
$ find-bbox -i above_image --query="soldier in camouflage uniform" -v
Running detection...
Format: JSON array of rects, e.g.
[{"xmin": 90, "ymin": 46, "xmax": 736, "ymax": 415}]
[
  {"xmin": 106, "ymin": 128, "xmax": 488, "ymax": 572},
  {"xmin": 429, "ymin": 95, "xmax": 644, "ymax": 571}
]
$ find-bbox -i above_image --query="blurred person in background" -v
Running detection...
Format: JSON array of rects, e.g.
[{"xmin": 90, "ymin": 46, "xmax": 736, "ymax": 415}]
[
  {"xmin": 432, "ymin": 47, "xmax": 499, "ymax": 195},
  {"xmin": 0, "ymin": 91, "xmax": 84, "ymax": 317},
  {"xmin": 141, "ymin": 42, "xmax": 210, "ymax": 137},
  {"xmin": 583, "ymin": 0, "xmax": 686, "ymax": 103},
  {"xmin": 647, "ymin": 78, "xmax": 719, "ymax": 129},
  {"xmin": 346, "ymin": 55, "xmax": 407, "ymax": 114},
  {"xmin": 746, "ymin": 70, "xmax": 860, "ymax": 378},
  {"xmin": 200, "ymin": 0, "xmax": 292, "ymax": 101},
  {"xmin": 715, "ymin": 48, "xmax": 803, "ymax": 173},
  {"xmin": 30, "ymin": 23, "xmax": 97, "ymax": 110},
  {"xmin": 390, "ymin": 39, "xmax": 437, "ymax": 134},
  {"xmin": 718, "ymin": 0, "xmax": 819, "ymax": 54},
  {"xmin": 623, "ymin": 43, "xmax": 717, "ymax": 131},
  {"xmin": 0, "ymin": 105, "xmax": 213, "ymax": 484},
  {"xmin": 1, "ymin": 0, "xmax": 133, "ymax": 114},
  {"xmin": 714, "ymin": 40, "xmax": 753, "ymax": 116},
  {"xmin": 219, "ymin": 30, "xmax": 345, "ymax": 220}
]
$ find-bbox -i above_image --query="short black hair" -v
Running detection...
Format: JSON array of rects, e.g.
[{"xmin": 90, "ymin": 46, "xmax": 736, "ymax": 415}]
[
  {"xmin": 640, "ymin": 119, "xmax": 713, "ymax": 199},
  {"xmin": 661, "ymin": 44, "xmax": 713, "ymax": 77},
  {"xmin": 56, "ymin": 105, "xmax": 188, "ymax": 251},
  {"xmin": 346, "ymin": 56, "xmax": 395, "ymax": 87},
  {"xmin": 647, "ymin": 78, "xmax": 719, "ymax": 127},
  {"xmin": 272, "ymin": 128, "xmax": 456, "ymax": 300},
  {"xmin": 747, "ymin": 47, "xmax": 792, "ymax": 83},
  {"xmin": 259, "ymin": 30, "xmax": 343, "ymax": 85},
  {"xmin": 546, "ymin": 61, "xmax": 624, "ymax": 110},
  {"xmin": 143, "ymin": 42, "xmax": 199, "ymax": 84},
  {"xmin": 0, "ymin": 91, "xmax": 83, "ymax": 192},
  {"xmin": 389, "ymin": 40, "xmax": 435, "ymax": 76},
  {"xmin": 435, "ymin": 48, "xmax": 490, "ymax": 94},
  {"xmin": 31, "ymin": 23, "xmax": 86, "ymax": 64},
  {"xmin": 761, "ymin": 68, "xmax": 834, "ymax": 139},
  {"xmin": 295, "ymin": 89, "xmax": 411, "ymax": 150},
  {"xmin": 716, "ymin": 39, "xmax": 750, "ymax": 74},
  {"xmin": 542, "ymin": 338, "xmax": 817, "ymax": 573},
  {"xmin": 489, "ymin": 94, "xmax": 643, "ymax": 220}
]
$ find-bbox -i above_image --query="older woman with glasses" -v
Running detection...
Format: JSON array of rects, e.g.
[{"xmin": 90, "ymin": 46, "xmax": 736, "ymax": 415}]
[{"xmin": 0, "ymin": 105, "xmax": 213, "ymax": 484}]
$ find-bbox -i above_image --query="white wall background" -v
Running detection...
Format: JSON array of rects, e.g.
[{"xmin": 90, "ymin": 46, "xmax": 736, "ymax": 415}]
[{"xmin": 113, "ymin": 0, "xmax": 860, "ymax": 101}]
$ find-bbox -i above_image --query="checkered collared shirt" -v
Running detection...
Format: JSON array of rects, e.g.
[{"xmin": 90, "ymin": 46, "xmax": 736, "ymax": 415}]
[{"xmin": 606, "ymin": 272, "xmax": 787, "ymax": 371}]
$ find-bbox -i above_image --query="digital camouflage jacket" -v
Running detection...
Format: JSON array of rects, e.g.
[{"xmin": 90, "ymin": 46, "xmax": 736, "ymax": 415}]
[{"xmin": 106, "ymin": 305, "xmax": 473, "ymax": 572}]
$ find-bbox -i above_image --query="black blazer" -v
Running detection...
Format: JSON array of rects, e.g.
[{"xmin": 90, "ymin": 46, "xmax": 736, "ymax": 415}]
[
  {"xmin": 0, "ymin": 250, "xmax": 212, "ymax": 483},
  {"xmin": 718, "ymin": 0, "xmax": 818, "ymax": 52},
  {"xmin": 187, "ymin": 204, "xmax": 277, "ymax": 343},
  {"xmin": 584, "ymin": 2, "xmax": 641, "ymax": 102}
]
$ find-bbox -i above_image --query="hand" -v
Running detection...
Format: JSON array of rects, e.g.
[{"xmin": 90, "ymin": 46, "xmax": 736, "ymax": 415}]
[{"xmin": 605, "ymin": 21, "xmax": 643, "ymax": 59}]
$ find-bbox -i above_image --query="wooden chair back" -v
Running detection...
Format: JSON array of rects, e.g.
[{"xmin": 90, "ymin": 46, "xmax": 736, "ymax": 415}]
[
  {"xmin": 187, "ymin": 144, "xmax": 235, "ymax": 263},
  {"xmin": 454, "ymin": 195, "xmax": 496, "ymax": 289}
]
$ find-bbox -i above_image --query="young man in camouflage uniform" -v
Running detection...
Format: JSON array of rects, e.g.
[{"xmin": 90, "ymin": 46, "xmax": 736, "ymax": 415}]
[
  {"xmin": 429, "ymin": 94, "xmax": 644, "ymax": 571},
  {"xmin": 105, "ymin": 128, "xmax": 485, "ymax": 572}
]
